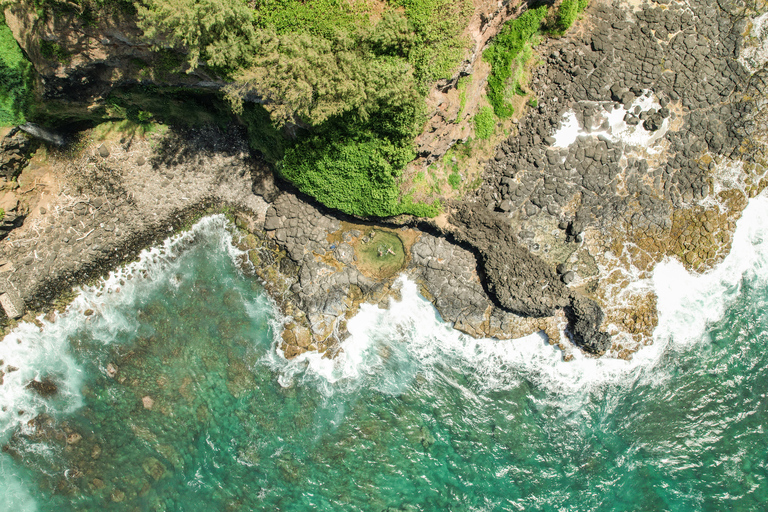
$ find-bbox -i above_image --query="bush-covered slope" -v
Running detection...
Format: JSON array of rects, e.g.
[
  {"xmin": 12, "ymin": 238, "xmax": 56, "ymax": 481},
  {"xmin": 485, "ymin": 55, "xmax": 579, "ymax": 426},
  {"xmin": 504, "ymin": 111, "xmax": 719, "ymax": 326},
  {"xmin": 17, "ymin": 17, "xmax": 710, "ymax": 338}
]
[
  {"xmin": 0, "ymin": 14, "xmax": 34, "ymax": 126},
  {"xmin": 3, "ymin": 0, "xmax": 588, "ymax": 218}
]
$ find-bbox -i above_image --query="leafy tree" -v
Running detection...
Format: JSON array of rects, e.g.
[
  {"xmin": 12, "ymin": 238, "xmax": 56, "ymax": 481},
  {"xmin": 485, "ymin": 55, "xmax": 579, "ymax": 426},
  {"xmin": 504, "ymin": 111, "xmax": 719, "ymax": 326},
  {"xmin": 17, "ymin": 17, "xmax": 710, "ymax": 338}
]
[
  {"xmin": 225, "ymin": 30, "xmax": 419, "ymax": 127},
  {"xmin": 0, "ymin": 14, "xmax": 34, "ymax": 125},
  {"xmin": 368, "ymin": 12, "xmax": 415, "ymax": 58},
  {"xmin": 137, "ymin": 0, "xmax": 258, "ymax": 70}
]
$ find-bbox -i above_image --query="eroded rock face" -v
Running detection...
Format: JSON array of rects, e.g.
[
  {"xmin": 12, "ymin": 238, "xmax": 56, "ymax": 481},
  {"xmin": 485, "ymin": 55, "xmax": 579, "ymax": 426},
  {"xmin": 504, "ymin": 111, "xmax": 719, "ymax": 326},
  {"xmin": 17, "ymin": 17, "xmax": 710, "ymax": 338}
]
[
  {"xmin": 3, "ymin": 4, "xmax": 221, "ymax": 105},
  {"xmin": 449, "ymin": 203, "xmax": 570, "ymax": 317},
  {"xmin": 0, "ymin": 130, "xmax": 37, "ymax": 180},
  {"xmin": 564, "ymin": 295, "xmax": 611, "ymax": 355}
]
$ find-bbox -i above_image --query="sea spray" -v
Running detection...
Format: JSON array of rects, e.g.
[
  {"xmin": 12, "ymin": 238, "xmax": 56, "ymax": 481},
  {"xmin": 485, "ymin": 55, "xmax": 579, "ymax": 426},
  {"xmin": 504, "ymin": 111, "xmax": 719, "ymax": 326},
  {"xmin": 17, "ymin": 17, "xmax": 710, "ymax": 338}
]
[
  {"xmin": 0, "ymin": 455, "xmax": 38, "ymax": 512},
  {"xmin": 0, "ymin": 215, "xmax": 254, "ymax": 441},
  {"xmin": 552, "ymin": 92, "xmax": 670, "ymax": 150},
  {"xmin": 1, "ymin": 214, "xmax": 279, "ymax": 512},
  {"xmin": 0, "ymin": 202, "xmax": 767, "ymax": 509},
  {"xmin": 653, "ymin": 193, "xmax": 768, "ymax": 350},
  {"xmin": 267, "ymin": 192, "xmax": 768, "ymax": 409}
]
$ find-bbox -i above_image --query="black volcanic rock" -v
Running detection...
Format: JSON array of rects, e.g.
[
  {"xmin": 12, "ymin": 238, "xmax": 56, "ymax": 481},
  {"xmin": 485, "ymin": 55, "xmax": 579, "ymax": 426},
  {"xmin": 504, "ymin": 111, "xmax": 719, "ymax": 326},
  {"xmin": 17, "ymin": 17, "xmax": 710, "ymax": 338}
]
[
  {"xmin": 450, "ymin": 204, "xmax": 570, "ymax": 317},
  {"xmin": 26, "ymin": 377, "xmax": 58, "ymax": 398},
  {"xmin": 565, "ymin": 295, "xmax": 612, "ymax": 355}
]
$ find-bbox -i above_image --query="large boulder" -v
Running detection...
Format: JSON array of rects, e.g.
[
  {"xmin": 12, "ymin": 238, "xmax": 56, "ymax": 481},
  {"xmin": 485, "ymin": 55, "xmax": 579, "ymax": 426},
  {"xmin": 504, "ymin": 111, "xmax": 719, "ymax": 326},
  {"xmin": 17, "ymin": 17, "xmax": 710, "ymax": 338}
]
[
  {"xmin": 564, "ymin": 295, "xmax": 612, "ymax": 355},
  {"xmin": 0, "ymin": 129, "xmax": 36, "ymax": 179}
]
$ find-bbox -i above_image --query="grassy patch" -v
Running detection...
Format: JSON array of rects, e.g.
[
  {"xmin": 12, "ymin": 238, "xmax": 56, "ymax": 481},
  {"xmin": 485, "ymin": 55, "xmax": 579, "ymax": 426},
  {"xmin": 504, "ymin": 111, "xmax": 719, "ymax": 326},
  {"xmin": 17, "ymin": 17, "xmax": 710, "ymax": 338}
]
[
  {"xmin": 483, "ymin": 5, "xmax": 548, "ymax": 118},
  {"xmin": 448, "ymin": 170, "xmax": 461, "ymax": 189},
  {"xmin": 90, "ymin": 119, "xmax": 168, "ymax": 140},
  {"xmin": 552, "ymin": 0, "xmax": 589, "ymax": 34},
  {"xmin": 0, "ymin": 15, "xmax": 34, "ymax": 126},
  {"xmin": 473, "ymin": 105, "xmax": 496, "ymax": 140}
]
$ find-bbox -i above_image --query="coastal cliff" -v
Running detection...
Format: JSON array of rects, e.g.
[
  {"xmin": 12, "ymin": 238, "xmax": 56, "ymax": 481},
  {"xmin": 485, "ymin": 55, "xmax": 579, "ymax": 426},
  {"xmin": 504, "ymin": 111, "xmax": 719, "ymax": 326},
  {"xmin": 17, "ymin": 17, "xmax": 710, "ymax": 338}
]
[{"xmin": 0, "ymin": 0, "xmax": 767, "ymax": 362}]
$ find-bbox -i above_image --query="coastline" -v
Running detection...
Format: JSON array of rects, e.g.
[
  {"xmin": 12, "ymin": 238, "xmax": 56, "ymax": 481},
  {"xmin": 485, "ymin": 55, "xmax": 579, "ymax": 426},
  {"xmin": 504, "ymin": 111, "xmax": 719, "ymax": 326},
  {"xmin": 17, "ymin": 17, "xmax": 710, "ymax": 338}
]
[
  {"xmin": 0, "ymin": 124, "xmax": 573, "ymax": 361},
  {"xmin": 0, "ymin": 0, "xmax": 767, "ymax": 363}
]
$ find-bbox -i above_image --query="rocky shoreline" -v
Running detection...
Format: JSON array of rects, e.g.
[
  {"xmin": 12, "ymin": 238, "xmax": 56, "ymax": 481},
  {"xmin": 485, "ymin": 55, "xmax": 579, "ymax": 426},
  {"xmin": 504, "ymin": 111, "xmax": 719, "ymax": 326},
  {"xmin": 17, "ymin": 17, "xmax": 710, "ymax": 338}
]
[
  {"xmin": 1, "ymin": 0, "xmax": 767, "ymax": 363},
  {"xmin": 0, "ymin": 123, "xmax": 596, "ymax": 361}
]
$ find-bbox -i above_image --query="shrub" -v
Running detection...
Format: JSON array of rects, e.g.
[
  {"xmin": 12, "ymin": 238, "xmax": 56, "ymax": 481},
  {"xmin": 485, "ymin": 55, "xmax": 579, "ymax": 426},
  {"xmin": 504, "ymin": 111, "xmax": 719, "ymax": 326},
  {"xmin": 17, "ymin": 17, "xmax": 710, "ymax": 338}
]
[
  {"xmin": 483, "ymin": 6, "xmax": 547, "ymax": 118},
  {"xmin": 473, "ymin": 106, "xmax": 496, "ymax": 140},
  {"xmin": 553, "ymin": 0, "xmax": 589, "ymax": 34},
  {"xmin": 0, "ymin": 15, "xmax": 34, "ymax": 125},
  {"xmin": 281, "ymin": 132, "xmax": 414, "ymax": 217},
  {"xmin": 555, "ymin": 0, "xmax": 579, "ymax": 33}
]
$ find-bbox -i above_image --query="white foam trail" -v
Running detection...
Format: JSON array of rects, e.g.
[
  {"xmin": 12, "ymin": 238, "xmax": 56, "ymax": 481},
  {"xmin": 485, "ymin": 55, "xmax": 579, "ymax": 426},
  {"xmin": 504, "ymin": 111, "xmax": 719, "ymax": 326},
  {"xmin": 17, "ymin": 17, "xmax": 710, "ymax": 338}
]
[
  {"xmin": 0, "ymin": 318, "xmax": 85, "ymax": 442},
  {"xmin": 270, "ymin": 276, "xmax": 647, "ymax": 400},
  {"xmin": 273, "ymin": 192, "xmax": 768, "ymax": 404},
  {"xmin": 0, "ymin": 215, "xmax": 246, "ymax": 441},
  {"xmin": 553, "ymin": 94, "xmax": 669, "ymax": 150},
  {"xmin": 0, "ymin": 454, "xmax": 38, "ymax": 512},
  {"xmin": 653, "ymin": 193, "xmax": 768, "ymax": 349}
]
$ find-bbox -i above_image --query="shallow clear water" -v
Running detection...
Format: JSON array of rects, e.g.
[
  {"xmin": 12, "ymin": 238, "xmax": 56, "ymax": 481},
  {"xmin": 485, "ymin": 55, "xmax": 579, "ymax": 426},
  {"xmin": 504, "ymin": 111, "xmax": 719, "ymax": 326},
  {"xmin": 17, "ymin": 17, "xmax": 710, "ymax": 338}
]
[{"xmin": 2, "ymin": 202, "xmax": 768, "ymax": 511}]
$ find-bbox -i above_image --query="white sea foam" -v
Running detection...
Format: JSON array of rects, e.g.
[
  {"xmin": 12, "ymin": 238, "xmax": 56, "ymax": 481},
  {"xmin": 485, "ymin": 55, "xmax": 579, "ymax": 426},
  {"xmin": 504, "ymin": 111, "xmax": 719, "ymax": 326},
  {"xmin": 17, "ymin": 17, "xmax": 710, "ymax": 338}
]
[
  {"xmin": 653, "ymin": 193, "xmax": 768, "ymax": 349},
  {"xmin": 0, "ymin": 215, "xmax": 244, "ymax": 440},
  {"xmin": 0, "ymin": 214, "xmax": 252, "ymax": 511},
  {"xmin": 552, "ymin": 93, "xmax": 669, "ymax": 150},
  {"xmin": 0, "ymin": 454, "xmax": 38, "ymax": 512},
  {"xmin": 739, "ymin": 11, "xmax": 768, "ymax": 74},
  {"xmin": 274, "ymin": 193, "xmax": 768, "ymax": 405}
]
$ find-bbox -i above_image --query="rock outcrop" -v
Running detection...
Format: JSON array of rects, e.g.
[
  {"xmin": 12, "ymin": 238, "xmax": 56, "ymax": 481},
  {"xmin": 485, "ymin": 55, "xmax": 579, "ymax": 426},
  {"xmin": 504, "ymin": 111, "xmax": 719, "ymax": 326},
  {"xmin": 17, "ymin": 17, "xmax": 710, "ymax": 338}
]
[{"xmin": 449, "ymin": 203, "xmax": 570, "ymax": 317}]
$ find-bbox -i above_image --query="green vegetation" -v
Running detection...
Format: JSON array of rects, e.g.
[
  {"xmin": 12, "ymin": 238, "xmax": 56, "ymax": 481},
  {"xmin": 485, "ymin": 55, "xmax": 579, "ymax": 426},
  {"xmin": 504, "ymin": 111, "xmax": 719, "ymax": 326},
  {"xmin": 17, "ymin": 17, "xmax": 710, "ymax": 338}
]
[
  {"xmin": 130, "ymin": 0, "xmax": 472, "ymax": 218},
  {"xmin": 473, "ymin": 106, "xmax": 495, "ymax": 140},
  {"xmin": 448, "ymin": 171, "xmax": 462, "ymax": 190},
  {"xmin": 0, "ymin": 208, "xmax": 4, "ymax": 221},
  {"xmin": 0, "ymin": 15, "xmax": 34, "ymax": 126},
  {"xmin": 393, "ymin": 0, "xmax": 473, "ymax": 86},
  {"xmin": 40, "ymin": 40, "xmax": 70, "ymax": 63},
  {"xmin": 106, "ymin": 86, "xmax": 233, "ymax": 127},
  {"xmin": 8, "ymin": 0, "xmax": 585, "ymax": 219},
  {"xmin": 553, "ymin": 0, "xmax": 589, "ymax": 34},
  {"xmin": 483, "ymin": 5, "xmax": 548, "ymax": 119},
  {"xmin": 511, "ymin": 42, "xmax": 533, "ymax": 96}
]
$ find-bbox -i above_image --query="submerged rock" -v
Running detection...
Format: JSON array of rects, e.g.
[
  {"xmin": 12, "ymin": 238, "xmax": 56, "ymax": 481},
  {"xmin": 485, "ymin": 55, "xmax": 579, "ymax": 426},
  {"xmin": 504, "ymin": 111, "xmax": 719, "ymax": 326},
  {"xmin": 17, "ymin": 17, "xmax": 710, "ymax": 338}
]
[{"xmin": 26, "ymin": 377, "xmax": 58, "ymax": 398}]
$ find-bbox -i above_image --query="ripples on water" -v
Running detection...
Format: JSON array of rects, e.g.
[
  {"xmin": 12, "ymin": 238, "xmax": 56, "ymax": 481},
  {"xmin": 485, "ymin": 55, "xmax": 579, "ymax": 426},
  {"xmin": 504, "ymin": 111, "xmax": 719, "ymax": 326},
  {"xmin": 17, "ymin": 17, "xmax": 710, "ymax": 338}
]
[{"xmin": 2, "ymin": 199, "xmax": 768, "ymax": 511}]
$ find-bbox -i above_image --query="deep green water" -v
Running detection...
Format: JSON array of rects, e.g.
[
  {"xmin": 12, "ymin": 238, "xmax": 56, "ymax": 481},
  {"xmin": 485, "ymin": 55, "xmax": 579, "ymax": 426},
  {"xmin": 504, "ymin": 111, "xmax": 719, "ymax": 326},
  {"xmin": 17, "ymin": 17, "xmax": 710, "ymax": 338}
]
[{"xmin": 2, "ymin": 203, "xmax": 768, "ymax": 511}]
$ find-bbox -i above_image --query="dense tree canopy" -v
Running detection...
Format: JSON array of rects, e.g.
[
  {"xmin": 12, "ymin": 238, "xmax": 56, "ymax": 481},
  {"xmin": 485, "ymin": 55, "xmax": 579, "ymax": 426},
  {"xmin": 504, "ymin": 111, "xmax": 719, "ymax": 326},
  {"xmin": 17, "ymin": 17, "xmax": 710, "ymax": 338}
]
[{"xmin": 137, "ymin": 0, "xmax": 258, "ymax": 70}]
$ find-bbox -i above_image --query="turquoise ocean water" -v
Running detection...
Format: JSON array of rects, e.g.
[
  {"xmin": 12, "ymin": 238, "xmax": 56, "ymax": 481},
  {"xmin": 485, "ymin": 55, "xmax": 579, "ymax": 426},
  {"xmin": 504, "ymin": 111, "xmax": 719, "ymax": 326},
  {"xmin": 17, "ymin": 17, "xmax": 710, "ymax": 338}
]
[{"xmin": 2, "ymin": 196, "xmax": 768, "ymax": 511}]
